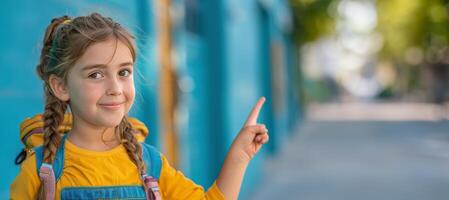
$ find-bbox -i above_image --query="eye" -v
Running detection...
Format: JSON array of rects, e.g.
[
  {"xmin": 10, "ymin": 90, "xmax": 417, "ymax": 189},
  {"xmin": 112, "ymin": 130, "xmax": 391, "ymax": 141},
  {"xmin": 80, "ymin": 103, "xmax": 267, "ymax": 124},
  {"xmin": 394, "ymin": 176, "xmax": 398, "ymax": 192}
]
[
  {"xmin": 88, "ymin": 72, "xmax": 104, "ymax": 79},
  {"xmin": 119, "ymin": 69, "xmax": 132, "ymax": 77}
]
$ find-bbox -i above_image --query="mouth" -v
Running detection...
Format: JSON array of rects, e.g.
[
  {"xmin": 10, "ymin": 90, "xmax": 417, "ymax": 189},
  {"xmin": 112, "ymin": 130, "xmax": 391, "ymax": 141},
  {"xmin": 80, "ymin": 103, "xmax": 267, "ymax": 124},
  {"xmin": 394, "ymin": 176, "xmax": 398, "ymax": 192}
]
[{"xmin": 98, "ymin": 102, "xmax": 125, "ymax": 110}]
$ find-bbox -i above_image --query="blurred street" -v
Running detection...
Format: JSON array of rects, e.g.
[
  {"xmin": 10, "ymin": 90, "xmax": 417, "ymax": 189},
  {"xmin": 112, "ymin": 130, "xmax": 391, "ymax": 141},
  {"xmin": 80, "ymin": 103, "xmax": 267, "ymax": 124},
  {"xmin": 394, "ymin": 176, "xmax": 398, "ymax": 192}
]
[{"xmin": 250, "ymin": 103, "xmax": 449, "ymax": 200}]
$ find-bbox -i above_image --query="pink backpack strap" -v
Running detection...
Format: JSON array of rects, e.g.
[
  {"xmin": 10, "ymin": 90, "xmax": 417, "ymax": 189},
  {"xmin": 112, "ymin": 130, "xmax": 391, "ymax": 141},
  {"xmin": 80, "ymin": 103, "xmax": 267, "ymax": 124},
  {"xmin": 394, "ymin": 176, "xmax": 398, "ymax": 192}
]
[
  {"xmin": 142, "ymin": 174, "xmax": 162, "ymax": 200},
  {"xmin": 39, "ymin": 163, "xmax": 56, "ymax": 200}
]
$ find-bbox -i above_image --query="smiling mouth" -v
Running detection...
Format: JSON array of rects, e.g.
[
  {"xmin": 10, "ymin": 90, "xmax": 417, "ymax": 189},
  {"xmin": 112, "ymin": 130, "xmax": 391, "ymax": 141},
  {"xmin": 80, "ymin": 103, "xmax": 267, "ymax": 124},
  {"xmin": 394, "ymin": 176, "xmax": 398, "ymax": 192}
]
[{"xmin": 99, "ymin": 102, "xmax": 124, "ymax": 109}]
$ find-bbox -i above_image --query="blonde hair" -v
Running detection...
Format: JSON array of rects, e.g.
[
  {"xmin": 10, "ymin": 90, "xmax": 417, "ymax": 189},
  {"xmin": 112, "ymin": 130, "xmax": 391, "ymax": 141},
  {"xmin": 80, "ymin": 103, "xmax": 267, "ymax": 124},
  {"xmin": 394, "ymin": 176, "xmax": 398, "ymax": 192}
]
[{"xmin": 35, "ymin": 13, "xmax": 146, "ymax": 199}]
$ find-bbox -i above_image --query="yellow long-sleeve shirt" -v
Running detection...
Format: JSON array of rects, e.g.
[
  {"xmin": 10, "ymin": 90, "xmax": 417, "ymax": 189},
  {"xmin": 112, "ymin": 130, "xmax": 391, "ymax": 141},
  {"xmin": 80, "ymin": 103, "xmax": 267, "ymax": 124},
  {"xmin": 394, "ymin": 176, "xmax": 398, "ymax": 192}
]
[{"xmin": 10, "ymin": 138, "xmax": 225, "ymax": 200}]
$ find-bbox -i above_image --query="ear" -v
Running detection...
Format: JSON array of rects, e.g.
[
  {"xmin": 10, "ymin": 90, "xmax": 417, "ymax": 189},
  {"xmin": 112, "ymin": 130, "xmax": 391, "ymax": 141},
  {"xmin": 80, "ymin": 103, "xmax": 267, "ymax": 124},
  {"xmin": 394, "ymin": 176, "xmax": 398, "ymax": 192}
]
[{"xmin": 48, "ymin": 74, "xmax": 70, "ymax": 102}]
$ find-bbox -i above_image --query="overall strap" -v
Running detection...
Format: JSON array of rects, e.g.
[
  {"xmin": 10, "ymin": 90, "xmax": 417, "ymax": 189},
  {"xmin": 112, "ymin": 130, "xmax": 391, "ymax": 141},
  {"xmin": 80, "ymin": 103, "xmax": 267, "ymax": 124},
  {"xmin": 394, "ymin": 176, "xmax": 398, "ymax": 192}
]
[
  {"xmin": 38, "ymin": 163, "xmax": 55, "ymax": 200},
  {"xmin": 143, "ymin": 175, "xmax": 162, "ymax": 200},
  {"xmin": 141, "ymin": 143, "xmax": 163, "ymax": 200},
  {"xmin": 34, "ymin": 135, "xmax": 67, "ymax": 200}
]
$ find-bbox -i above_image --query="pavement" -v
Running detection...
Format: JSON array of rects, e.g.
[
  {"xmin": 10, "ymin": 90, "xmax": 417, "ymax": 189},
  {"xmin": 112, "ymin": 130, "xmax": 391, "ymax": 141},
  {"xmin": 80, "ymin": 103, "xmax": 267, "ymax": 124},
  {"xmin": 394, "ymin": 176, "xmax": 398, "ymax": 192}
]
[{"xmin": 249, "ymin": 103, "xmax": 449, "ymax": 200}]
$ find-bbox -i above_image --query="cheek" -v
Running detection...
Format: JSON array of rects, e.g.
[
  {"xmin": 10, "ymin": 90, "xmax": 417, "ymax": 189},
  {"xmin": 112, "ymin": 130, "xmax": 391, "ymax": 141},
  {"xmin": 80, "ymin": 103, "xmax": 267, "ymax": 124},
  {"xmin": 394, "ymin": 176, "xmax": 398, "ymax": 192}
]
[
  {"xmin": 69, "ymin": 82, "xmax": 103, "ymax": 107},
  {"xmin": 125, "ymin": 81, "xmax": 135, "ymax": 103}
]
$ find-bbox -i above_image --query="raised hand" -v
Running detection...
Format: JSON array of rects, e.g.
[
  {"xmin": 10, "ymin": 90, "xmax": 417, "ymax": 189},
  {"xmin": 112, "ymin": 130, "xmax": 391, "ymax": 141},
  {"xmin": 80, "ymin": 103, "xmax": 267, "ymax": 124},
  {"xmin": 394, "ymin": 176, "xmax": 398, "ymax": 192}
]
[{"xmin": 229, "ymin": 97, "xmax": 269, "ymax": 163}]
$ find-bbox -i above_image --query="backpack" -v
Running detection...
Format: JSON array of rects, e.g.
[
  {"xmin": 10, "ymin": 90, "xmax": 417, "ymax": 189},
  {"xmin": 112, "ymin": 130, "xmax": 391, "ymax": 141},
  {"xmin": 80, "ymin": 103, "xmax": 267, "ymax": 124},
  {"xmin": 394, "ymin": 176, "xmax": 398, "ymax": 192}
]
[{"xmin": 16, "ymin": 113, "xmax": 163, "ymax": 200}]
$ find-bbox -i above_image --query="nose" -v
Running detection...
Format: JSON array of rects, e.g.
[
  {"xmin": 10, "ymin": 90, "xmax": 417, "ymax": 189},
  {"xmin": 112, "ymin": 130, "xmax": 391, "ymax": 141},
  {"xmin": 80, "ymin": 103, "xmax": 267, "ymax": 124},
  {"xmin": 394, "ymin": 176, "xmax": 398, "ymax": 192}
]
[{"xmin": 106, "ymin": 76, "xmax": 122, "ymax": 96}]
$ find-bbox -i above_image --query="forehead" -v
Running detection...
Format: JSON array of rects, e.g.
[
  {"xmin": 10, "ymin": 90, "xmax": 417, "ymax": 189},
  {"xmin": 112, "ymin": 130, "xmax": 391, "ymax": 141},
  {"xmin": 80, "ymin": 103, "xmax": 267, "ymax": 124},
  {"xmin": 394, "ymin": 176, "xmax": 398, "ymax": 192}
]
[{"xmin": 73, "ymin": 38, "xmax": 133, "ymax": 70}]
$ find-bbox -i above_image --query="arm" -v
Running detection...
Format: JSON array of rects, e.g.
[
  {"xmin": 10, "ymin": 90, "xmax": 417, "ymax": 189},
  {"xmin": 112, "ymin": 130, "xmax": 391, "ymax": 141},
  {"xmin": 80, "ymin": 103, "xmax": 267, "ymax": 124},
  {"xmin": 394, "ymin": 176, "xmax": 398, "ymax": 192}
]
[
  {"xmin": 158, "ymin": 155, "xmax": 225, "ymax": 200},
  {"xmin": 158, "ymin": 97, "xmax": 268, "ymax": 200},
  {"xmin": 216, "ymin": 97, "xmax": 269, "ymax": 200}
]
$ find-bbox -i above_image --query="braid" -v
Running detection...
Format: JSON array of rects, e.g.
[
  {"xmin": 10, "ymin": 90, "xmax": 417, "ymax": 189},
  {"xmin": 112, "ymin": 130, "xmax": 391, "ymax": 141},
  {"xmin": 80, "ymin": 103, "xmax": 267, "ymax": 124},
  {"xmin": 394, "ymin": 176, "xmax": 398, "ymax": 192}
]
[
  {"xmin": 37, "ymin": 87, "xmax": 67, "ymax": 200},
  {"xmin": 42, "ymin": 86, "xmax": 67, "ymax": 163},
  {"xmin": 118, "ymin": 116, "xmax": 147, "ymax": 176}
]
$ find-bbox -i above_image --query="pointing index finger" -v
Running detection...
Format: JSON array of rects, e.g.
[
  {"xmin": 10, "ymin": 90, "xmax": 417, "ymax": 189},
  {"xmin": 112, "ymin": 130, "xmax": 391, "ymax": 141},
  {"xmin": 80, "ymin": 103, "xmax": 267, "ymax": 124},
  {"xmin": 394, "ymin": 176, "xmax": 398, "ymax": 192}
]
[{"xmin": 244, "ymin": 97, "xmax": 266, "ymax": 126}]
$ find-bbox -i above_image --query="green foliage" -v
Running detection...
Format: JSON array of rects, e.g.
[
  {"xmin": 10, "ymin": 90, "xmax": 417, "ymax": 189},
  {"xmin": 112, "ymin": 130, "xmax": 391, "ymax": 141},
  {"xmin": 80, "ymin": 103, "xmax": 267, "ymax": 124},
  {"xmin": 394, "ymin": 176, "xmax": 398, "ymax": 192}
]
[
  {"xmin": 376, "ymin": 0, "xmax": 449, "ymax": 62},
  {"xmin": 375, "ymin": 0, "xmax": 449, "ymax": 98},
  {"xmin": 289, "ymin": 0, "xmax": 338, "ymax": 45}
]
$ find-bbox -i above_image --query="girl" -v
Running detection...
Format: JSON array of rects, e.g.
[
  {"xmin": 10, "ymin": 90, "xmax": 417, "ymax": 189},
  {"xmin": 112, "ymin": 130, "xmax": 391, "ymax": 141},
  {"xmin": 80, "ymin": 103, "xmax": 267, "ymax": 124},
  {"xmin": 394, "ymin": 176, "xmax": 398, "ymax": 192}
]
[{"xmin": 10, "ymin": 13, "xmax": 269, "ymax": 200}]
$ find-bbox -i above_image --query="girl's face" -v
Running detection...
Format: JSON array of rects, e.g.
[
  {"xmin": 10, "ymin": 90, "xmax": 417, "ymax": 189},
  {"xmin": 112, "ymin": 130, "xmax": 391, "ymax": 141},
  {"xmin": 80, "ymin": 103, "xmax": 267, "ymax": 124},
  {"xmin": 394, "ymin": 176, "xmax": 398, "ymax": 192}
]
[{"xmin": 66, "ymin": 38, "xmax": 135, "ymax": 128}]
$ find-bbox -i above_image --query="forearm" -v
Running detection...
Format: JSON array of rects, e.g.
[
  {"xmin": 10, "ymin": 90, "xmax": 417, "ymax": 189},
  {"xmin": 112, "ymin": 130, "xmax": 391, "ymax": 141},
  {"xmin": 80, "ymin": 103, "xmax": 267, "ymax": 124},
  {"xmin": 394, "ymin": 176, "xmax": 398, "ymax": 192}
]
[{"xmin": 215, "ymin": 150, "xmax": 249, "ymax": 200}]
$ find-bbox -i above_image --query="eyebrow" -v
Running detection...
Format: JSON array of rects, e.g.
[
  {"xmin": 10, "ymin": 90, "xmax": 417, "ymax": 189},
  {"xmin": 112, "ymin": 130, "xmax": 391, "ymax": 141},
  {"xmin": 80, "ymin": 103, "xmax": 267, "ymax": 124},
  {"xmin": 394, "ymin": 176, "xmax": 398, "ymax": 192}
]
[{"xmin": 81, "ymin": 62, "xmax": 134, "ymax": 71}]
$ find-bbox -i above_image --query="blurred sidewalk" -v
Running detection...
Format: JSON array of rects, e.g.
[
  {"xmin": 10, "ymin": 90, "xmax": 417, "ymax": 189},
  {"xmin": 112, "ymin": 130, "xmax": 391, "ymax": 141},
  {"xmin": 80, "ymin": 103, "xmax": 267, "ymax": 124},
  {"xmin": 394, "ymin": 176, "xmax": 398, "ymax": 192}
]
[
  {"xmin": 250, "ymin": 102, "xmax": 449, "ymax": 200},
  {"xmin": 308, "ymin": 102, "xmax": 449, "ymax": 121}
]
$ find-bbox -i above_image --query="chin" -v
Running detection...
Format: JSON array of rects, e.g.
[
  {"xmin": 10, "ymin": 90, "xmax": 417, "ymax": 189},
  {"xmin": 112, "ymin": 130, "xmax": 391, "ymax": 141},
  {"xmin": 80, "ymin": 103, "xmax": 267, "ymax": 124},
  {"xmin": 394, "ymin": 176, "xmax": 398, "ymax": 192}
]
[{"xmin": 98, "ymin": 116, "xmax": 125, "ymax": 127}]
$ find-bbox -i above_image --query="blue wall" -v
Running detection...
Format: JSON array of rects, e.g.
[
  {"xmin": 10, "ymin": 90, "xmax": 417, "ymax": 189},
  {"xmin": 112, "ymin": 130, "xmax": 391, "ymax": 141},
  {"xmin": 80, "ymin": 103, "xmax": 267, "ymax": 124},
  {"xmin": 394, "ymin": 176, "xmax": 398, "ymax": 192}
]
[{"xmin": 221, "ymin": 0, "xmax": 297, "ymax": 198}]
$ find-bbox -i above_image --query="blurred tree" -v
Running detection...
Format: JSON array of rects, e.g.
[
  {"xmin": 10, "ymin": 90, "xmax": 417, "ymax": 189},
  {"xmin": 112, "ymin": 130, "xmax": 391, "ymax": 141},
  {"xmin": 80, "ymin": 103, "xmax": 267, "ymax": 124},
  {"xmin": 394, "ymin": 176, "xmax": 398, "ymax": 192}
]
[
  {"xmin": 376, "ymin": 0, "xmax": 449, "ymax": 102},
  {"xmin": 289, "ymin": 0, "xmax": 338, "ymax": 45}
]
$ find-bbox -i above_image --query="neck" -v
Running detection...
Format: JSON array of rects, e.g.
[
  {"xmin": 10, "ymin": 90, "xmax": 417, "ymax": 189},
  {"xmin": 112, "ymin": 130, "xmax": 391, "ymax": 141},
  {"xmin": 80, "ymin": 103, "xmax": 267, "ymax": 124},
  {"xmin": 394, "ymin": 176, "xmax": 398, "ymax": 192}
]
[{"xmin": 68, "ymin": 116, "xmax": 121, "ymax": 151}]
